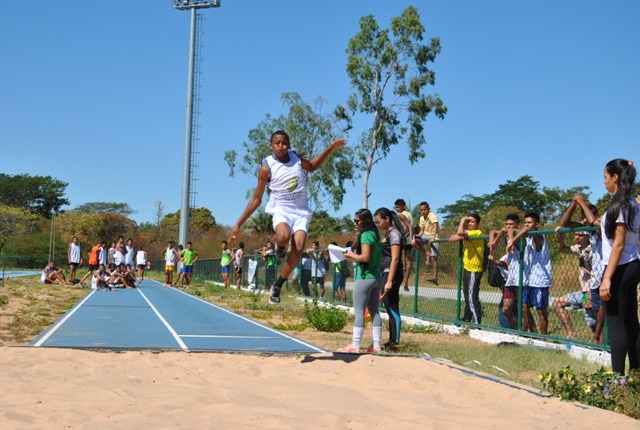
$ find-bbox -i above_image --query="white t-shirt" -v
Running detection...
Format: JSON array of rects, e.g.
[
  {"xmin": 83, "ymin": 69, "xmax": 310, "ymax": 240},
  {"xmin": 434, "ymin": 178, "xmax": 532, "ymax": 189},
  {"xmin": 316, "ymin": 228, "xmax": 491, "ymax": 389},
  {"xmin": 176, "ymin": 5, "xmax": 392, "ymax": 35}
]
[{"xmin": 600, "ymin": 198, "xmax": 640, "ymax": 265}]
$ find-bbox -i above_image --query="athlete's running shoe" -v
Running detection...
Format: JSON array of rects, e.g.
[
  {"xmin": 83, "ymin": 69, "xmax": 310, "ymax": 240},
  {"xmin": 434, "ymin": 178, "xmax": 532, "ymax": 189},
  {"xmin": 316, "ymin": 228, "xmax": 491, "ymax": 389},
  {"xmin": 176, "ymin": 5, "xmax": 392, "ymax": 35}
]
[{"xmin": 269, "ymin": 286, "xmax": 281, "ymax": 304}]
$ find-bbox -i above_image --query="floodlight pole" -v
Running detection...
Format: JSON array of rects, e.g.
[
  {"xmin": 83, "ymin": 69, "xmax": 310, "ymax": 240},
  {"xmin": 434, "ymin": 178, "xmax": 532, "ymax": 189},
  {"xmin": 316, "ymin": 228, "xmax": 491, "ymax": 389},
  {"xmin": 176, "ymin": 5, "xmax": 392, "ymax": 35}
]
[
  {"xmin": 174, "ymin": 0, "xmax": 220, "ymax": 248},
  {"xmin": 178, "ymin": 7, "xmax": 197, "ymax": 249}
]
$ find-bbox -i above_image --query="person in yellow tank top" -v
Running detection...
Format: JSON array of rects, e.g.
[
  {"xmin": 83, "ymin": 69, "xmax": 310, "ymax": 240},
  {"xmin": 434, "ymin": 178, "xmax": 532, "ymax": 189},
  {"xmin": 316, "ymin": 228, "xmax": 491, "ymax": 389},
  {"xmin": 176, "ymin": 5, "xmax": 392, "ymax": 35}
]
[{"xmin": 449, "ymin": 214, "xmax": 485, "ymax": 324}]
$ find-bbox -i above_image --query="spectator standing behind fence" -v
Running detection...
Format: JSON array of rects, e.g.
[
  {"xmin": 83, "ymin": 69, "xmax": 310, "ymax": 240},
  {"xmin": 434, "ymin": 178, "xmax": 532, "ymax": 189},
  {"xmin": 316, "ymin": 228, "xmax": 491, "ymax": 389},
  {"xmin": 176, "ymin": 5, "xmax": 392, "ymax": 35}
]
[
  {"xmin": 375, "ymin": 207, "xmax": 404, "ymax": 350},
  {"xmin": 308, "ymin": 241, "xmax": 328, "ymax": 301},
  {"xmin": 220, "ymin": 241, "xmax": 233, "ymax": 288},
  {"xmin": 558, "ymin": 196, "xmax": 605, "ymax": 343},
  {"xmin": 411, "ymin": 202, "xmax": 440, "ymax": 285},
  {"xmin": 489, "ymin": 214, "xmax": 522, "ymax": 329},
  {"xmin": 507, "ymin": 213, "xmax": 553, "ymax": 334},
  {"xmin": 332, "ymin": 240, "xmax": 352, "ymax": 302},
  {"xmin": 261, "ymin": 241, "xmax": 277, "ymax": 287},
  {"xmin": 235, "ymin": 242, "xmax": 244, "ymax": 290},
  {"xmin": 449, "ymin": 214, "xmax": 485, "ymax": 325},
  {"xmin": 299, "ymin": 251, "xmax": 312, "ymax": 297},
  {"xmin": 598, "ymin": 158, "xmax": 640, "ymax": 375},
  {"xmin": 395, "ymin": 199, "xmax": 414, "ymax": 291},
  {"xmin": 338, "ymin": 209, "xmax": 382, "ymax": 353},
  {"xmin": 554, "ymin": 231, "xmax": 596, "ymax": 340}
]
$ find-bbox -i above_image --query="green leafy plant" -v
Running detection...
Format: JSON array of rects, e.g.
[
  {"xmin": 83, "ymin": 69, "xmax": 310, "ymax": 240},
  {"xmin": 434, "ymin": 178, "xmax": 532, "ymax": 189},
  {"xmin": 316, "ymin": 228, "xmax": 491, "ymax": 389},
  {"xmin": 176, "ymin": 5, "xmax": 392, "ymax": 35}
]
[
  {"xmin": 540, "ymin": 366, "xmax": 640, "ymax": 418},
  {"xmin": 303, "ymin": 300, "xmax": 348, "ymax": 332}
]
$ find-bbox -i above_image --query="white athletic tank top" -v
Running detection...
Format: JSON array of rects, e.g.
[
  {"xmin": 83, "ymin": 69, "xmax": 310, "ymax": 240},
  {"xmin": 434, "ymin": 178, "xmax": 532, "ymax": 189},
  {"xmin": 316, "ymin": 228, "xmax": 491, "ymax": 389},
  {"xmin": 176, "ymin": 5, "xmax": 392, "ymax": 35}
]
[
  {"xmin": 136, "ymin": 250, "xmax": 146, "ymax": 265},
  {"xmin": 262, "ymin": 151, "xmax": 310, "ymax": 215},
  {"xmin": 69, "ymin": 243, "xmax": 81, "ymax": 263},
  {"xmin": 125, "ymin": 245, "xmax": 135, "ymax": 265}
]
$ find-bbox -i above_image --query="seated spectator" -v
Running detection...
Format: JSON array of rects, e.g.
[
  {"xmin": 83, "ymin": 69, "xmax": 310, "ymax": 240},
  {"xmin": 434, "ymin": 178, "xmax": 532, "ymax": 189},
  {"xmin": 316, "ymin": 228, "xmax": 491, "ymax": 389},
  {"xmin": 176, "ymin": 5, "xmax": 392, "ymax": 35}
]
[
  {"xmin": 91, "ymin": 264, "xmax": 113, "ymax": 291},
  {"xmin": 41, "ymin": 262, "xmax": 72, "ymax": 285}
]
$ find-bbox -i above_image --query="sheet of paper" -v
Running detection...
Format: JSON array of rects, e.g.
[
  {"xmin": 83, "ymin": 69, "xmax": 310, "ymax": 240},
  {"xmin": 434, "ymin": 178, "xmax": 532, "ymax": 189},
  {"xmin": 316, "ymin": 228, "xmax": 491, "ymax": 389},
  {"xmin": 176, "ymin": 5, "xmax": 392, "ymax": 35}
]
[{"xmin": 327, "ymin": 244, "xmax": 348, "ymax": 263}]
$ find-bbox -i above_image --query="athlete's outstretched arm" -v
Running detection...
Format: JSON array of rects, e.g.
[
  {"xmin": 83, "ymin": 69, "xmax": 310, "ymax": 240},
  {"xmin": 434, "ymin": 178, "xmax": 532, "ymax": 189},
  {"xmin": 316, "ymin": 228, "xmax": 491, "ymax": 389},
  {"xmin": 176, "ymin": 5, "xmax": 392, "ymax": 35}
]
[
  {"xmin": 229, "ymin": 165, "xmax": 270, "ymax": 242},
  {"xmin": 301, "ymin": 138, "xmax": 347, "ymax": 172}
]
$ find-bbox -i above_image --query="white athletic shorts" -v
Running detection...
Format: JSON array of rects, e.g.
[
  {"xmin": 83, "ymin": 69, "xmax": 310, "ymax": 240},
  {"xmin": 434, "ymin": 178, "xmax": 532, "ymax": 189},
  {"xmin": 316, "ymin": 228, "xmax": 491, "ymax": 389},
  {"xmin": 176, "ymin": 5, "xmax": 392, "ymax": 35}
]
[{"xmin": 271, "ymin": 210, "xmax": 312, "ymax": 234}]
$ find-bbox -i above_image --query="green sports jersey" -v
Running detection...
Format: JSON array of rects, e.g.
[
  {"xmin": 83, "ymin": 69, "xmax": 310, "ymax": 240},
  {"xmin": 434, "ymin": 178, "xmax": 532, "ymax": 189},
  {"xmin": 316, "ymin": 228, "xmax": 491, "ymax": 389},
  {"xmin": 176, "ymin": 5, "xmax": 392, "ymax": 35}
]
[{"xmin": 182, "ymin": 249, "xmax": 197, "ymax": 266}]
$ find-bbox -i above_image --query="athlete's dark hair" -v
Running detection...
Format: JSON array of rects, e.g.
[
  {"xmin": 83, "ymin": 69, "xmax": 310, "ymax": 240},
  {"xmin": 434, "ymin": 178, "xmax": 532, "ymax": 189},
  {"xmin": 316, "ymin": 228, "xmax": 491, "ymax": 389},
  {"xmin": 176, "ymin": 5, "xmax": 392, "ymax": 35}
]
[
  {"xmin": 604, "ymin": 158, "xmax": 637, "ymax": 239},
  {"xmin": 270, "ymin": 130, "xmax": 290, "ymax": 143}
]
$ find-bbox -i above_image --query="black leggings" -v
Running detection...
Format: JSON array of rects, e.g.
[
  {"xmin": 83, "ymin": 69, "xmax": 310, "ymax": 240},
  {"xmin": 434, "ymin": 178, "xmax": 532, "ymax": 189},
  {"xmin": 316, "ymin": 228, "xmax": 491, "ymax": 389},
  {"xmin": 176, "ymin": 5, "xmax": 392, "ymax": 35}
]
[
  {"xmin": 603, "ymin": 259, "xmax": 640, "ymax": 374},
  {"xmin": 381, "ymin": 266, "xmax": 403, "ymax": 344}
]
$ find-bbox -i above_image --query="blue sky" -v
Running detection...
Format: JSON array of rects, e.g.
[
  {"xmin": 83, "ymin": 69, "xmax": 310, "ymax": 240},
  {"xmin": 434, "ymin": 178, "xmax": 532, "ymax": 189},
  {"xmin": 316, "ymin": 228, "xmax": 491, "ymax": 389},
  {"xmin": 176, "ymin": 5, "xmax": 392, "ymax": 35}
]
[{"xmin": 1, "ymin": 1, "xmax": 638, "ymax": 228}]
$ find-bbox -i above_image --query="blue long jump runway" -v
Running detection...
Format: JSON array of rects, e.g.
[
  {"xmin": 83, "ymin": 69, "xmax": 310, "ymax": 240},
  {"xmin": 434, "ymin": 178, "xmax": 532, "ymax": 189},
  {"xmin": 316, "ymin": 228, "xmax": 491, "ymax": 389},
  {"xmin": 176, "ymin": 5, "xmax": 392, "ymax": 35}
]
[{"xmin": 30, "ymin": 280, "xmax": 324, "ymax": 354}]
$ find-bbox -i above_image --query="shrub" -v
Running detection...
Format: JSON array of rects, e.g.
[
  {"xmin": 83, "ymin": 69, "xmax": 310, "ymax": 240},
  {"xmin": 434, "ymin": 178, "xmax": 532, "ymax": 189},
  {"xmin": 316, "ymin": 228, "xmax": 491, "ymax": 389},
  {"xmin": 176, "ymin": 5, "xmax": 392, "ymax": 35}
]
[
  {"xmin": 540, "ymin": 366, "xmax": 640, "ymax": 418},
  {"xmin": 303, "ymin": 300, "xmax": 348, "ymax": 332}
]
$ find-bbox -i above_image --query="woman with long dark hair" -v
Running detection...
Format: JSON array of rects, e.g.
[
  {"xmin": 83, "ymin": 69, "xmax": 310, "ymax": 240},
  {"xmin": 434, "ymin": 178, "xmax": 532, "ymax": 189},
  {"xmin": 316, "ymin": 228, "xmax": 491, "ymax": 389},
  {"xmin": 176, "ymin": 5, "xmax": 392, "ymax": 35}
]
[
  {"xmin": 374, "ymin": 207, "xmax": 405, "ymax": 350},
  {"xmin": 338, "ymin": 209, "xmax": 382, "ymax": 353},
  {"xmin": 599, "ymin": 158, "xmax": 640, "ymax": 374}
]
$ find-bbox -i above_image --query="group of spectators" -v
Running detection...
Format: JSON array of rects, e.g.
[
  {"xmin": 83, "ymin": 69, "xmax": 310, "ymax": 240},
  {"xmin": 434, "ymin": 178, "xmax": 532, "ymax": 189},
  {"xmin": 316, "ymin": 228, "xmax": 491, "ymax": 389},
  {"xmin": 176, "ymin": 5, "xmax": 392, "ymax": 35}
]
[{"xmin": 42, "ymin": 236, "xmax": 150, "ymax": 289}]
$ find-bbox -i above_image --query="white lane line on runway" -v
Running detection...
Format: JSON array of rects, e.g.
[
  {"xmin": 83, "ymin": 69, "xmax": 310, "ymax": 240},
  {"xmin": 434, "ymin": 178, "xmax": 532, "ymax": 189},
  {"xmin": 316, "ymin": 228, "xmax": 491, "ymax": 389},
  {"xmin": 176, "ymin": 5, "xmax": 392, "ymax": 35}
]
[
  {"xmin": 32, "ymin": 290, "xmax": 97, "ymax": 347},
  {"xmin": 137, "ymin": 288, "xmax": 189, "ymax": 351},
  {"xmin": 179, "ymin": 335, "xmax": 281, "ymax": 338},
  {"xmin": 171, "ymin": 287, "xmax": 326, "ymax": 353}
]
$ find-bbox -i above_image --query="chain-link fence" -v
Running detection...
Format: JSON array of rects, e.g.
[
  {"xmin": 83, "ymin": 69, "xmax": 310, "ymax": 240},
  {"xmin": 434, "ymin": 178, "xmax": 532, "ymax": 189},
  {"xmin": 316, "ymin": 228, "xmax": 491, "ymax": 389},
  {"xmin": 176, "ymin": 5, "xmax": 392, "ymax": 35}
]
[{"xmin": 188, "ymin": 227, "xmax": 617, "ymax": 351}]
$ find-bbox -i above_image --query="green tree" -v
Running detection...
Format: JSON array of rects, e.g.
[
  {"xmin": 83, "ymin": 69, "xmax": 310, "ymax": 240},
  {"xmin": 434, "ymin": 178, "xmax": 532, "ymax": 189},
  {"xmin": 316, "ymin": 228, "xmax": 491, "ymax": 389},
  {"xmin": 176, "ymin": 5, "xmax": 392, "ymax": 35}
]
[
  {"xmin": 308, "ymin": 210, "xmax": 348, "ymax": 238},
  {"xmin": 0, "ymin": 173, "xmax": 69, "ymax": 218},
  {"xmin": 439, "ymin": 175, "xmax": 590, "ymax": 226},
  {"xmin": 0, "ymin": 205, "xmax": 41, "ymax": 240},
  {"xmin": 343, "ymin": 6, "xmax": 446, "ymax": 207},
  {"xmin": 74, "ymin": 202, "xmax": 136, "ymax": 216},
  {"xmin": 160, "ymin": 208, "xmax": 217, "ymax": 241},
  {"xmin": 100, "ymin": 213, "xmax": 137, "ymax": 242},
  {"xmin": 224, "ymin": 92, "xmax": 356, "ymax": 211},
  {"xmin": 56, "ymin": 211, "xmax": 105, "ymax": 246},
  {"xmin": 243, "ymin": 209, "xmax": 274, "ymax": 235}
]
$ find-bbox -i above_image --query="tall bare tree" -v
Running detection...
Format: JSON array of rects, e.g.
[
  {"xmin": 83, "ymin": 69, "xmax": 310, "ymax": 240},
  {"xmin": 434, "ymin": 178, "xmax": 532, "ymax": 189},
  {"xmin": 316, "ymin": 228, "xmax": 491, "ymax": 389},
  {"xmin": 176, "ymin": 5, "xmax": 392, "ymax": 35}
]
[{"xmin": 343, "ymin": 6, "xmax": 447, "ymax": 207}]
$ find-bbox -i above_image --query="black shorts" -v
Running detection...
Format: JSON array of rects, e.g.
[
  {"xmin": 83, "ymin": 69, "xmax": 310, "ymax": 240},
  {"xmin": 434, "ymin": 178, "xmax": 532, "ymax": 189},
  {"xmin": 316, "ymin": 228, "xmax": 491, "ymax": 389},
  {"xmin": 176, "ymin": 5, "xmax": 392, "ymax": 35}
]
[{"xmin": 88, "ymin": 264, "xmax": 99, "ymax": 271}]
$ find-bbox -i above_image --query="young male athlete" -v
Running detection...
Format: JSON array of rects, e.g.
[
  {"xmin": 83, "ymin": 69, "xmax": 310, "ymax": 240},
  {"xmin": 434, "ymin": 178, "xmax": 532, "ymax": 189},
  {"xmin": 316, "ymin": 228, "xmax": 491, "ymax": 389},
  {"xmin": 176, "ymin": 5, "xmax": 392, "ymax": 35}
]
[{"xmin": 229, "ymin": 130, "xmax": 346, "ymax": 304}]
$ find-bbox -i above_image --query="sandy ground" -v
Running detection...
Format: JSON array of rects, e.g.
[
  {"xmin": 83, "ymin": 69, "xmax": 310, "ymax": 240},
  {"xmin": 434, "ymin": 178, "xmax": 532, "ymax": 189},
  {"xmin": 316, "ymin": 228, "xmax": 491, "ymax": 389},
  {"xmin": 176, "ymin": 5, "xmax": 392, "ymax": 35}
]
[{"xmin": 0, "ymin": 347, "xmax": 638, "ymax": 429}]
